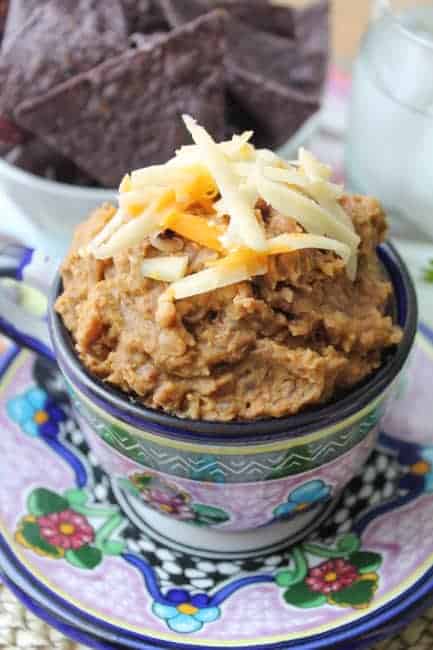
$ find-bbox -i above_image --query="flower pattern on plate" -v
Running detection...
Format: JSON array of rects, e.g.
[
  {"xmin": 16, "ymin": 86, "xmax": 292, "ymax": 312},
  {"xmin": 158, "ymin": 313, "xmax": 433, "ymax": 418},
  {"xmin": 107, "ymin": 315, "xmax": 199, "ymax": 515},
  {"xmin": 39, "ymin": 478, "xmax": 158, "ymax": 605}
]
[
  {"xmin": 127, "ymin": 472, "xmax": 230, "ymax": 527},
  {"xmin": 306, "ymin": 559, "xmax": 359, "ymax": 594},
  {"xmin": 131, "ymin": 473, "xmax": 194, "ymax": 520},
  {"xmin": 7, "ymin": 387, "xmax": 66, "ymax": 438},
  {"xmin": 276, "ymin": 537, "xmax": 381, "ymax": 610},
  {"xmin": 38, "ymin": 509, "xmax": 94, "ymax": 551},
  {"xmin": 410, "ymin": 447, "xmax": 433, "ymax": 492},
  {"xmin": 273, "ymin": 479, "xmax": 331, "ymax": 520},
  {"xmin": 153, "ymin": 590, "xmax": 220, "ymax": 633},
  {"xmin": 15, "ymin": 487, "xmax": 125, "ymax": 569}
]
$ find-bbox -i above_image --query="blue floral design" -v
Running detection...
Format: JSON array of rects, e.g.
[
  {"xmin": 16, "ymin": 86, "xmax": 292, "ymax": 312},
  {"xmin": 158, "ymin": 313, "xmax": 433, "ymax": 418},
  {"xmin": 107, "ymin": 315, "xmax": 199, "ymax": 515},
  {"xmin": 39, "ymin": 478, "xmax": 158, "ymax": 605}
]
[
  {"xmin": 273, "ymin": 479, "xmax": 331, "ymax": 520},
  {"xmin": 7, "ymin": 387, "xmax": 66, "ymax": 438},
  {"xmin": 152, "ymin": 589, "xmax": 220, "ymax": 633},
  {"xmin": 410, "ymin": 446, "xmax": 433, "ymax": 493}
]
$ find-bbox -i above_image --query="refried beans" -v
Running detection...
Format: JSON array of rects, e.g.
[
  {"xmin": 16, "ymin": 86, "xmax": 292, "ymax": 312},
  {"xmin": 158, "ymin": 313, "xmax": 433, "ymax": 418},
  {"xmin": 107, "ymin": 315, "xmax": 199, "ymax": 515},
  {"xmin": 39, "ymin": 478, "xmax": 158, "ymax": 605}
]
[{"xmin": 56, "ymin": 194, "xmax": 401, "ymax": 421}]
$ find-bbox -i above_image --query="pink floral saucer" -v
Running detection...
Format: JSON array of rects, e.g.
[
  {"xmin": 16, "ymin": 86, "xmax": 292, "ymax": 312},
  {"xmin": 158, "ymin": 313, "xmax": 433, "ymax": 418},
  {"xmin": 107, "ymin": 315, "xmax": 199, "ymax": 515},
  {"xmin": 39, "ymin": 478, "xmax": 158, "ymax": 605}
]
[{"xmin": 0, "ymin": 325, "xmax": 433, "ymax": 649}]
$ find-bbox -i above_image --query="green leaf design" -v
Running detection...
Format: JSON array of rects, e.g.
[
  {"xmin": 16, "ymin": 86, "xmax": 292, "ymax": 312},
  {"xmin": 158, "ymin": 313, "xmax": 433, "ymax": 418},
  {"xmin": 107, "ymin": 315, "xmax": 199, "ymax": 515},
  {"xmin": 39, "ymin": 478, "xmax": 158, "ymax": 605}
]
[
  {"xmin": 275, "ymin": 547, "xmax": 308, "ymax": 588},
  {"xmin": 131, "ymin": 475, "xmax": 154, "ymax": 490},
  {"xmin": 192, "ymin": 503, "xmax": 230, "ymax": 525},
  {"xmin": 276, "ymin": 571, "xmax": 296, "ymax": 588},
  {"xmin": 100, "ymin": 540, "xmax": 125, "ymax": 556},
  {"xmin": 65, "ymin": 545, "xmax": 102, "ymax": 570},
  {"xmin": 19, "ymin": 521, "xmax": 63, "ymax": 559},
  {"xmin": 330, "ymin": 578, "xmax": 377, "ymax": 607},
  {"xmin": 336, "ymin": 534, "xmax": 361, "ymax": 555},
  {"xmin": 28, "ymin": 489, "xmax": 69, "ymax": 517},
  {"xmin": 349, "ymin": 551, "xmax": 382, "ymax": 574},
  {"xmin": 117, "ymin": 478, "xmax": 141, "ymax": 497},
  {"xmin": 64, "ymin": 489, "xmax": 88, "ymax": 507},
  {"xmin": 283, "ymin": 582, "xmax": 327, "ymax": 608}
]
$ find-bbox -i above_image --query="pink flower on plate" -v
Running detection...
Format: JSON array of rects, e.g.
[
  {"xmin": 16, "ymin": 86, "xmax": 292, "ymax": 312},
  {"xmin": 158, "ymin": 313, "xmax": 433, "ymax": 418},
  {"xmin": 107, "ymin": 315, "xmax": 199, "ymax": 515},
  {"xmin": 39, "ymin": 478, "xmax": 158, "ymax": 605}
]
[
  {"xmin": 142, "ymin": 488, "xmax": 194, "ymax": 520},
  {"xmin": 306, "ymin": 559, "xmax": 359, "ymax": 595},
  {"xmin": 38, "ymin": 509, "xmax": 94, "ymax": 551}
]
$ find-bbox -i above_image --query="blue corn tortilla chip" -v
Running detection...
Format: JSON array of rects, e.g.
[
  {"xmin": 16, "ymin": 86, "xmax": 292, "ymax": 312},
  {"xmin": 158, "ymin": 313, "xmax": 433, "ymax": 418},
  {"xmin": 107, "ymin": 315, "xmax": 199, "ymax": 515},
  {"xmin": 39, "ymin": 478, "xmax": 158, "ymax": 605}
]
[
  {"xmin": 160, "ymin": 0, "xmax": 328, "ymax": 148},
  {"xmin": 121, "ymin": 0, "xmax": 169, "ymax": 34},
  {"xmin": 5, "ymin": 138, "xmax": 99, "ymax": 186},
  {"xmin": 0, "ymin": 0, "xmax": 37, "ymax": 151},
  {"xmin": 158, "ymin": 0, "xmax": 295, "ymax": 39},
  {"xmin": 225, "ymin": 20, "xmax": 298, "ymax": 90},
  {"xmin": 159, "ymin": 0, "xmax": 327, "ymax": 94},
  {"xmin": 0, "ymin": 1, "xmax": 128, "ymax": 116},
  {"xmin": 222, "ymin": 21, "xmax": 313, "ymax": 147},
  {"xmin": 227, "ymin": 67, "xmax": 319, "ymax": 149},
  {"xmin": 160, "ymin": 0, "xmax": 300, "ymax": 89},
  {"xmin": 290, "ymin": 0, "xmax": 329, "ymax": 95},
  {"xmin": 0, "ymin": 0, "xmax": 128, "ymax": 154},
  {"xmin": 15, "ymin": 11, "xmax": 227, "ymax": 188},
  {"xmin": 0, "ymin": 114, "xmax": 27, "ymax": 155}
]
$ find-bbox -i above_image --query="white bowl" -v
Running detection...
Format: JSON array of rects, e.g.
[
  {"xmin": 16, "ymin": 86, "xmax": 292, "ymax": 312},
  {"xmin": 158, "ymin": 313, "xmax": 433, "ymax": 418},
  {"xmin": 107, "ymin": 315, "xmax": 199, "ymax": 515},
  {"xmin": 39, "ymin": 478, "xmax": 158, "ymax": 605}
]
[{"xmin": 0, "ymin": 156, "xmax": 115, "ymax": 247}]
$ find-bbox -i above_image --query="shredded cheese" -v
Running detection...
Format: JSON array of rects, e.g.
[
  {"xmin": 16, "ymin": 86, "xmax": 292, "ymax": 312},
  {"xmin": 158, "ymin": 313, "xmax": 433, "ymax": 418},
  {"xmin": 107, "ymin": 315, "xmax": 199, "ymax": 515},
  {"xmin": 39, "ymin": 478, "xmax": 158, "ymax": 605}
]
[
  {"xmin": 262, "ymin": 166, "xmax": 354, "ymax": 235},
  {"xmin": 84, "ymin": 209, "xmax": 125, "ymax": 256},
  {"xmin": 130, "ymin": 165, "xmax": 185, "ymax": 188},
  {"xmin": 263, "ymin": 165, "xmax": 313, "ymax": 189},
  {"xmin": 173, "ymin": 130, "xmax": 255, "ymax": 166},
  {"xmin": 299, "ymin": 147, "xmax": 332, "ymax": 181},
  {"xmin": 119, "ymin": 174, "xmax": 132, "ymax": 193},
  {"xmin": 118, "ymin": 189, "xmax": 162, "ymax": 217},
  {"xmin": 182, "ymin": 115, "xmax": 267, "ymax": 252},
  {"xmin": 267, "ymin": 234, "xmax": 351, "ymax": 263},
  {"xmin": 129, "ymin": 164, "xmax": 217, "ymax": 207},
  {"xmin": 256, "ymin": 173, "xmax": 360, "ymax": 254},
  {"xmin": 163, "ymin": 212, "xmax": 225, "ymax": 252},
  {"xmin": 85, "ymin": 115, "xmax": 360, "ymax": 295},
  {"xmin": 141, "ymin": 256, "xmax": 189, "ymax": 282},
  {"xmin": 168, "ymin": 249, "xmax": 267, "ymax": 301},
  {"xmin": 94, "ymin": 191, "xmax": 175, "ymax": 259}
]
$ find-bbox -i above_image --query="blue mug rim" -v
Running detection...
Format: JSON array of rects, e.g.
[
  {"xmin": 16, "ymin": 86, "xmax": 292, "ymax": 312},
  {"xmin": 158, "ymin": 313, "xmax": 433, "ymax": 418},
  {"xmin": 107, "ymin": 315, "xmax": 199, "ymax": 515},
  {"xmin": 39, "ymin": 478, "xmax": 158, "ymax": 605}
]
[{"xmin": 49, "ymin": 241, "xmax": 418, "ymax": 444}]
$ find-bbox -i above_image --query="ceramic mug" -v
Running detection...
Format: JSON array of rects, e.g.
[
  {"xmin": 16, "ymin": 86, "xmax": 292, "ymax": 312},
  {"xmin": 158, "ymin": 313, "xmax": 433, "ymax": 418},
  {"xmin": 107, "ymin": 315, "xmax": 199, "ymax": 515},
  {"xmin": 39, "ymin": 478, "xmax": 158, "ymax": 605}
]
[{"xmin": 0, "ymin": 240, "xmax": 417, "ymax": 554}]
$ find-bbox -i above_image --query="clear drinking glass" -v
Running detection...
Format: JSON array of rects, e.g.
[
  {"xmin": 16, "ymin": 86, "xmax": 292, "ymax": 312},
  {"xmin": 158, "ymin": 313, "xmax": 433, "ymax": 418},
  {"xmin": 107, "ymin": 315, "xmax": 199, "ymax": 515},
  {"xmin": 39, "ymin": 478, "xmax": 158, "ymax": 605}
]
[{"xmin": 346, "ymin": 0, "xmax": 433, "ymax": 240}]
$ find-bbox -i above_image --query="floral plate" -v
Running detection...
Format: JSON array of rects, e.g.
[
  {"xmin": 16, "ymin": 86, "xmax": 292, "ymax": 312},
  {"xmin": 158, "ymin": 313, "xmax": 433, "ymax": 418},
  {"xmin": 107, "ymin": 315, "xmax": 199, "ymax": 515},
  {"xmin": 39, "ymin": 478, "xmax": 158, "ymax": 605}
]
[{"xmin": 0, "ymin": 326, "xmax": 433, "ymax": 650}]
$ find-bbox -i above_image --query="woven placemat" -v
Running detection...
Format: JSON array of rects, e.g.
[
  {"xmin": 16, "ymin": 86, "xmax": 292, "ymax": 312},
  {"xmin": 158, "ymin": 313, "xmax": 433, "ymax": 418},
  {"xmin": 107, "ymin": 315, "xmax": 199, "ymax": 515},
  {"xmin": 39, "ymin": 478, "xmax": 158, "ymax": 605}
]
[
  {"xmin": 1, "ymin": 582, "xmax": 433, "ymax": 650},
  {"xmin": 374, "ymin": 608, "xmax": 433, "ymax": 650},
  {"xmin": 0, "ymin": 582, "xmax": 86, "ymax": 649}
]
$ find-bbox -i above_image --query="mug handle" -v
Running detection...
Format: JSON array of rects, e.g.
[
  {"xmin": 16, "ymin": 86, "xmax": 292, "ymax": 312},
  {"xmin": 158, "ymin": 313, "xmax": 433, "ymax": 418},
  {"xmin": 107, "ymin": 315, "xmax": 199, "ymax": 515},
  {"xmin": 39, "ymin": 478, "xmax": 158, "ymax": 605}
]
[{"xmin": 0, "ymin": 237, "xmax": 58, "ymax": 360}]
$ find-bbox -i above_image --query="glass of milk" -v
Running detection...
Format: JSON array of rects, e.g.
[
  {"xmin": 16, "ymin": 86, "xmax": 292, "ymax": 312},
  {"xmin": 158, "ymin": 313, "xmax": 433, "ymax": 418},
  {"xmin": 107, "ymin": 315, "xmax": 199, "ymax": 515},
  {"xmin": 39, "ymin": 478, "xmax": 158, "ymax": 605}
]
[{"xmin": 346, "ymin": 0, "xmax": 433, "ymax": 240}]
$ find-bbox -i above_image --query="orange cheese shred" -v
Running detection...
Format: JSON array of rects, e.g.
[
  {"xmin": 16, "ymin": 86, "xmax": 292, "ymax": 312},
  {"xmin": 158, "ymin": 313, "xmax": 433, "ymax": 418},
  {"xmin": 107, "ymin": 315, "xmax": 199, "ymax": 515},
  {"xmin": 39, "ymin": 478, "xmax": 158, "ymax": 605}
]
[
  {"xmin": 172, "ymin": 167, "xmax": 218, "ymax": 205},
  {"xmin": 163, "ymin": 212, "xmax": 226, "ymax": 252},
  {"xmin": 216, "ymin": 248, "xmax": 268, "ymax": 275}
]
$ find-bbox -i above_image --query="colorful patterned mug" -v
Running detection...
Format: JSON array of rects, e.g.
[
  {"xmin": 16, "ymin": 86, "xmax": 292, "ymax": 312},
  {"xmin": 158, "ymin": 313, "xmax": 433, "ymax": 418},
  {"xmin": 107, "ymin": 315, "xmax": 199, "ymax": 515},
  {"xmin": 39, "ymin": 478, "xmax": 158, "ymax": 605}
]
[{"xmin": 0, "ymin": 240, "xmax": 417, "ymax": 554}]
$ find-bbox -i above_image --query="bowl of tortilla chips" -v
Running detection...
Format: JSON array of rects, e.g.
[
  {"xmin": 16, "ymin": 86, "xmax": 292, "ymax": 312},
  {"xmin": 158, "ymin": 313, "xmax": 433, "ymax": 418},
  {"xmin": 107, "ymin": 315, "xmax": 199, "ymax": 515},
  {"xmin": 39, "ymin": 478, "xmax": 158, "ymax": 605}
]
[{"xmin": 0, "ymin": 0, "xmax": 329, "ymax": 242}]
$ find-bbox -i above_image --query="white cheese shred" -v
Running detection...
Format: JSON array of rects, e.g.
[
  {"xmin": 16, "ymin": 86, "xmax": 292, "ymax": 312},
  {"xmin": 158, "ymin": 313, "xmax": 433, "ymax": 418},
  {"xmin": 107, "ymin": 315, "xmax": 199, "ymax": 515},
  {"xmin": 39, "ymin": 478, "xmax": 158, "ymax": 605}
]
[
  {"xmin": 182, "ymin": 115, "xmax": 267, "ymax": 252},
  {"xmin": 93, "ymin": 201, "xmax": 164, "ymax": 259},
  {"xmin": 168, "ymin": 256, "xmax": 267, "ymax": 301},
  {"xmin": 267, "ymin": 234, "xmax": 351, "ymax": 264},
  {"xmin": 141, "ymin": 256, "xmax": 189, "ymax": 282}
]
